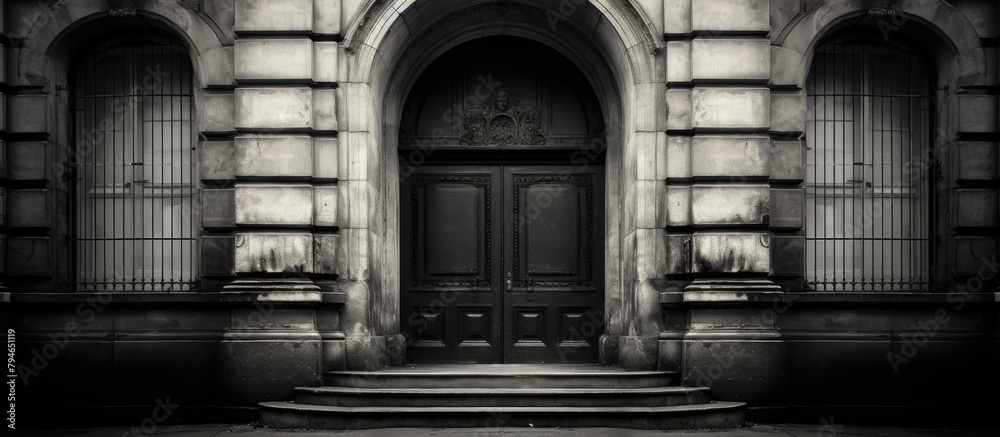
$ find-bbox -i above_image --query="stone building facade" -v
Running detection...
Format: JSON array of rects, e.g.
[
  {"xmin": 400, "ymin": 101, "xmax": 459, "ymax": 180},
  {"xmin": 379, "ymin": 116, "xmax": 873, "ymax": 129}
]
[{"xmin": 0, "ymin": 0, "xmax": 998, "ymax": 428}]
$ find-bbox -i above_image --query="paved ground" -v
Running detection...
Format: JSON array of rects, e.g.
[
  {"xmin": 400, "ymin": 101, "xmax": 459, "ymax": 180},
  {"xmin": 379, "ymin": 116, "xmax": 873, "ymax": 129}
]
[{"xmin": 5, "ymin": 423, "xmax": 998, "ymax": 436}]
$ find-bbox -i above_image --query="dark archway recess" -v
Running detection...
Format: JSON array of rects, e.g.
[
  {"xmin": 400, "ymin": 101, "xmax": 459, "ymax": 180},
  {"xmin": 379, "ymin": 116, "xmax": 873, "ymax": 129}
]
[{"xmin": 398, "ymin": 37, "xmax": 607, "ymax": 363}]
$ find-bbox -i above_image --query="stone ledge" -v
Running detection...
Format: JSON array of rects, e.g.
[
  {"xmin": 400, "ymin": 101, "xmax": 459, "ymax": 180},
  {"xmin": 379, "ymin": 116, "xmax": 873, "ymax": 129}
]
[
  {"xmin": 221, "ymin": 278, "xmax": 322, "ymax": 302},
  {"xmin": 1, "ymin": 291, "xmax": 345, "ymax": 305}
]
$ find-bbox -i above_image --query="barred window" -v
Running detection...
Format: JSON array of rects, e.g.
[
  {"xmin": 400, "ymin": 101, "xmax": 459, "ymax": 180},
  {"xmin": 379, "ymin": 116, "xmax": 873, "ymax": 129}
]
[
  {"xmin": 72, "ymin": 33, "xmax": 197, "ymax": 291},
  {"xmin": 805, "ymin": 36, "xmax": 934, "ymax": 291}
]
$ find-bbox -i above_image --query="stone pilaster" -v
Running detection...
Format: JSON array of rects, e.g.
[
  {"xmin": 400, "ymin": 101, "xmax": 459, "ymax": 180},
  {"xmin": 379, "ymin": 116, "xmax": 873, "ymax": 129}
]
[
  {"xmin": 662, "ymin": 0, "xmax": 789, "ymax": 404},
  {"xmin": 213, "ymin": 0, "xmax": 347, "ymax": 406},
  {"xmin": 681, "ymin": 279, "xmax": 787, "ymax": 405}
]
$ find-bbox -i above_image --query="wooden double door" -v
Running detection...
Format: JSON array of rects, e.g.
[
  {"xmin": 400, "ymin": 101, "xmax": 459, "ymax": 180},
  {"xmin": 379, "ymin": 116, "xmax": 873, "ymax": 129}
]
[{"xmin": 401, "ymin": 164, "xmax": 604, "ymax": 363}]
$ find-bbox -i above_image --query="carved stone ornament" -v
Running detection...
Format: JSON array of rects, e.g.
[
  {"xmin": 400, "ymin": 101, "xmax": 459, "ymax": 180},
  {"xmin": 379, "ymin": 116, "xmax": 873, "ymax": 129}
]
[
  {"xmin": 109, "ymin": 0, "xmax": 138, "ymax": 17},
  {"xmin": 866, "ymin": 0, "xmax": 897, "ymax": 16},
  {"xmin": 461, "ymin": 87, "xmax": 545, "ymax": 147}
]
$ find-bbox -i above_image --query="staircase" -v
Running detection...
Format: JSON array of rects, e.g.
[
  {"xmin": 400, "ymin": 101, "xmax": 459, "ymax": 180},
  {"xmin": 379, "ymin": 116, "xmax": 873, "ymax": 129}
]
[{"xmin": 259, "ymin": 364, "xmax": 746, "ymax": 430}]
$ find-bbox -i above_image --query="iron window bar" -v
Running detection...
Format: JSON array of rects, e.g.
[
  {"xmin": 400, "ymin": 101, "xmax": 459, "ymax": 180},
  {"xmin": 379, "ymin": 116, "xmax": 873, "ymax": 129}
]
[
  {"xmin": 71, "ymin": 33, "xmax": 198, "ymax": 292},
  {"xmin": 805, "ymin": 36, "xmax": 935, "ymax": 292}
]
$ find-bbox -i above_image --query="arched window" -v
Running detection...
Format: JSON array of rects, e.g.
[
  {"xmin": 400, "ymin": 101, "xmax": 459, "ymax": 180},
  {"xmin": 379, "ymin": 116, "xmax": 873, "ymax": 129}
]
[
  {"xmin": 805, "ymin": 35, "xmax": 934, "ymax": 291},
  {"xmin": 72, "ymin": 33, "xmax": 197, "ymax": 291}
]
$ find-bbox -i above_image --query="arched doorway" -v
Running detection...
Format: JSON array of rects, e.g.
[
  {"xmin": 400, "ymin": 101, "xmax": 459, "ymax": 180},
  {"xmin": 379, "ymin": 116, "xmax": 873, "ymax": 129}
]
[{"xmin": 398, "ymin": 37, "xmax": 607, "ymax": 363}]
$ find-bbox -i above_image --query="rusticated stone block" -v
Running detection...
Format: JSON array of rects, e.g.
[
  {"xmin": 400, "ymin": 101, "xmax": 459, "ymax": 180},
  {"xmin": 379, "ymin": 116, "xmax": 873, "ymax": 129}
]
[
  {"xmin": 957, "ymin": 94, "xmax": 998, "ymax": 133},
  {"xmin": 314, "ymin": 41, "xmax": 339, "ymax": 83},
  {"xmin": 769, "ymin": 92, "xmax": 806, "ymax": 134},
  {"xmin": 665, "ymin": 185, "xmax": 691, "ymax": 226},
  {"xmin": 692, "ymin": 39, "xmax": 770, "ymax": 82},
  {"xmin": 664, "ymin": 0, "xmax": 692, "ymax": 35},
  {"xmin": 666, "ymin": 89, "xmax": 692, "ymax": 131},
  {"xmin": 234, "ymin": 232, "xmax": 314, "ymax": 274},
  {"xmin": 313, "ymin": 0, "xmax": 341, "ymax": 35},
  {"xmin": 312, "ymin": 88, "xmax": 338, "ymax": 132},
  {"xmin": 234, "ymin": 184, "xmax": 313, "ymax": 226},
  {"xmin": 692, "ymin": 232, "xmax": 770, "ymax": 273},
  {"xmin": 235, "ymin": 88, "xmax": 312, "ymax": 131},
  {"xmin": 202, "ymin": 189, "xmax": 235, "ymax": 228},
  {"xmin": 770, "ymin": 235, "xmax": 804, "ymax": 276},
  {"xmin": 954, "ymin": 189, "xmax": 999, "ymax": 227},
  {"xmin": 769, "ymin": 188, "xmax": 803, "ymax": 229},
  {"xmin": 6, "ymin": 94, "xmax": 47, "ymax": 133},
  {"xmin": 201, "ymin": 236, "xmax": 235, "ymax": 276},
  {"xmin": 5, "ymin": 142, "xmax": 50, "ymax": 180},
  {"xmin": 5, "ymin": 189, "xmax": 49, "ymax": 228},
  {"xmin": 691, "ymin": 185, "xmax": 770, "ymax": 226},
  {"xmin": 666, "ymin": 137, "xmax": 691, "ymax": 179},
  {"xmin": 691, "ymin": 0, "xmax": 770, "ymax": 33},
  {"xmin": 234, "ymin": 0, "xmax": 313, "ymax": 33},
  {"xmin": 692, "ymin": 87, "xmax": 769, "ymax": 130},
  {"xmin": 314, "ymin": 138, "xmax": 339, "ymax": 180},
  {"xmin": 691, "ymin": 135, "xmax": 770, "ymax": 179},
  {"xmin": 199, "ymin": 93, "xmax": 235, "ymax": 134},
  {"xmin": 955, "ymin": 142, "xmax": 998, "ymax": 181},
  {"xmin": 666, "ymin": 41, "xmax": 691, "ymax": 83},
  {"xmin": 6, "ymin": 237, "xmax": 50, "ymax": 274},
  {"xmin": 770, "ymin": 140, "xmax": 804, "ymax": 181},
  {"xmin": 954, "ymin": 237, "xmax": 996, "ymax": 275},
  {"xmin": 200, "ymin": 141, "xmax": 235, "ymax": 180},
  {"xmin": 235, "ymin": 135, "xmax": 313, "ymax": 178},
  {"xmin": 235, "ymin": 38, "xmax": 313, "ymax": 81},
  {"xmin": 313, "ymin": 233, "xmax": 340, "ymax": 274},
  {"xmin": 665, "ymin": 233, "xmax": 691, "ymax": 275},
  {"xmin": 313, "ymin": 185, "xmax": 338, "ymax": 227}
]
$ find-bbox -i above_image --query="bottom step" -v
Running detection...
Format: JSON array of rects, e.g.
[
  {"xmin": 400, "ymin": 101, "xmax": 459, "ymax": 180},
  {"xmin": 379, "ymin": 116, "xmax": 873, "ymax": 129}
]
[{"xmin": 259, "ymin": 401, "xmax": 746, "ymax": 430}]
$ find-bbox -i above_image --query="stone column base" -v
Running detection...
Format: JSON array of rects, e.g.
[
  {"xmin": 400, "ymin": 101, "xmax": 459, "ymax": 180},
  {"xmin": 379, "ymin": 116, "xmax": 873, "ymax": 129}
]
[
  {"xmin": 681, "ymin": 278, "xmax": 787, "ymax": 406},
  {"xmin": 218, "ymin": 279, "xmax": 323, "ymax": 406}
]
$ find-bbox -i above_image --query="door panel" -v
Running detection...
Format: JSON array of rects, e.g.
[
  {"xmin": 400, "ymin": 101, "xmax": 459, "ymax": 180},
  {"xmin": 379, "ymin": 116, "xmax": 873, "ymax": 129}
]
[
  {"xmin": 401, "ymin": 166, "xmax": 502, "ymax": 363},
  {"xmin": 401, "ymin": 165, "xmax": 603, "ymax": 363},
  {"xmin": 504, "ymin": 166, "xmax": 604, "ymax": 363}
]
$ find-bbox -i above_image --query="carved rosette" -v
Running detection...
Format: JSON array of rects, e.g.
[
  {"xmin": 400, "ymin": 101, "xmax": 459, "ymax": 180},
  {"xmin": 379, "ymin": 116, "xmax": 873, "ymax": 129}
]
[{"xmin": 461, "ymin": 87, "xmax": 545, "ymax": 147}]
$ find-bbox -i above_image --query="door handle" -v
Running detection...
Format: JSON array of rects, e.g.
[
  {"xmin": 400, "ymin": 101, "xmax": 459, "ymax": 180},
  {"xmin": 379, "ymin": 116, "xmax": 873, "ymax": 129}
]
[{"xmin": 506, "ymin": 272, "xmax": 512, "ymax": 291}]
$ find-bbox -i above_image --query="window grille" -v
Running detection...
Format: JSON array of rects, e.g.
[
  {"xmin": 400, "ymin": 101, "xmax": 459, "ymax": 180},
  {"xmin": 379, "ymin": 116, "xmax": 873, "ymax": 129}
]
[
  {"xmin": 805, "ymin": 36, "xmax": 934, "ymax": 291},
  {"xmin": 72, "ymin": 34, "xmax": 197, "ymax": 291}
]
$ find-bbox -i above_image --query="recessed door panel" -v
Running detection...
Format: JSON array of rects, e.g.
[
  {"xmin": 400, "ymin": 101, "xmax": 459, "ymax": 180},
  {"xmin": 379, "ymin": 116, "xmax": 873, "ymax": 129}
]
[
  {"xmin": 401, "ymin": 167, "xmax": 502, "ymax": 363},
  {"xmin": 505, "ymin": 166, "xmax": 603, "ymax": 363}
]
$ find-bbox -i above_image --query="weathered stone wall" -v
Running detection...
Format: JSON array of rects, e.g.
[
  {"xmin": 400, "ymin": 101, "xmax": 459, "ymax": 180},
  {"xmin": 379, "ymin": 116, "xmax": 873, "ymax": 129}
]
[{"xmin": 0, "ymin": 0, "xmax": 997, "ymax": 426}]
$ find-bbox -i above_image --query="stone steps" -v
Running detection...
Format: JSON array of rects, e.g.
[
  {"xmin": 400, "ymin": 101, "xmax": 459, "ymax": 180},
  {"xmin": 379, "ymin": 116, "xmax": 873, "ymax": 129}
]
[
  {"xmin": 324, "ymin": 367, "xmax": 679, "ymax": 389},
  {"xmin": 258, "ymin": 364, "xmax": 746, "ymax": 430},
  {"xmin": 259, "ymin": 402, "xmax": 746, "ymax": 429},
  {"xmin": 293, "ymin": 386, "xmax": 712, "ymax": 407}
]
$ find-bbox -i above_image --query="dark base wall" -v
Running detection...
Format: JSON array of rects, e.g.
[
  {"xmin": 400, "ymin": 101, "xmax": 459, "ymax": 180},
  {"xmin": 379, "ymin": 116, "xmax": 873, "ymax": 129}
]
[
  {"xmin": 4, "ymin": 291, "xmax": 998, "ymax": 429},
  {"xmin": 2, "ymin": 292, "xmax": 344, "ymax": 429},
  {"xmin": 670, "ymin": 291, "xmax": 1000, "ymax": 427}
]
